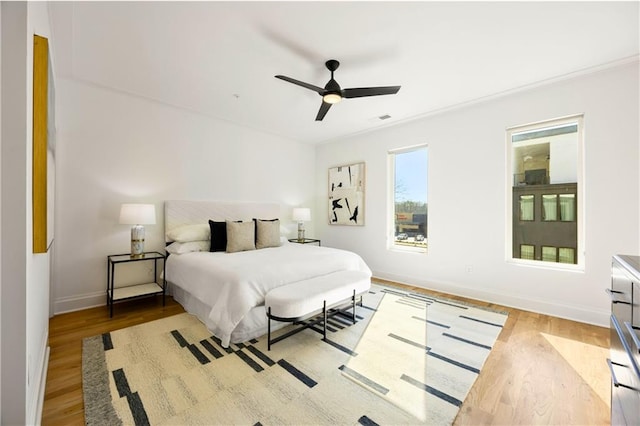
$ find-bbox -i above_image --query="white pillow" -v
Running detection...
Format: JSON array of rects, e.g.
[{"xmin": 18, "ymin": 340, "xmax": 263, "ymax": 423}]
[
  {"xmin": 166, "ymin": 240, "xmax": 210, "ymax": 255},
  {"xmin": 166, "ymin": 224, "xmax": 210, "ymax": 242},
  {"xmin": 226, "ymin": 221, "xmax": 256, "ymax": 253}
]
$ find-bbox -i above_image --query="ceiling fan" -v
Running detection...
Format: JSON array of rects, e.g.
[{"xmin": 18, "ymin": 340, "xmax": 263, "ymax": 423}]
[{"xmin": 275, "ymin": 59, "xmax": 401, "ymax": 121}]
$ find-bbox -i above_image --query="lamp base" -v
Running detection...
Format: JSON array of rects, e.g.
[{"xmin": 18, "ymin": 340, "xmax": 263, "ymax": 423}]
[
  {"xmin": 131, "ymin": 224, "xmax": 145, "ymax": 257},
  {"xmin": 297, "ymin": 222, "xmax": 305, "ymax": 242}
]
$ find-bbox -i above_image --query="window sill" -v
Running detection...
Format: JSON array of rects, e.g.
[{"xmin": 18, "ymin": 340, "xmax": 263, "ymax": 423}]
[
  {"xmin": 507, "ymin": 258, "xmax": 584, "ymax": 273},
  {"xmin": 389, "ymin": 245, "xmax": 427, "ymax": 254}
]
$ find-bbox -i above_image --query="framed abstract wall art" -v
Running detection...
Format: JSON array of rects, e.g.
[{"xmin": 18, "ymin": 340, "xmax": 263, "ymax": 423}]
[{"xmin": 328, "ymin": 162, "xmax": 365, "ymax": 226}]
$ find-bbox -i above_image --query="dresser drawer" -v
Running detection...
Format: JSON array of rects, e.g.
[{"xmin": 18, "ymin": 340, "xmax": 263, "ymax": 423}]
[
  {"xmin": 610, "ymin": 261, "xmax": 633, "ymax": 323},
  {"xmin": 611, "ymin": 379, "xmax": 639, "ymax": 426},
  {"xmin": 609, "ymin": 314, "xmax": 640, "ymax": 425}
]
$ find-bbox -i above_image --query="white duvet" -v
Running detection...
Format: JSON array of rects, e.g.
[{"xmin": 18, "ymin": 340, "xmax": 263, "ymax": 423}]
[{"xmin": 166, "ymin": 243, "xmax": 371, "ymax": 347}]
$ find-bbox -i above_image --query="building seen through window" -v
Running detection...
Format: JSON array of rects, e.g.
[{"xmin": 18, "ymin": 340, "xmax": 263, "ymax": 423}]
[{"xmin": 509, "ymin": 116, "xmax": 582, "ymax": 265}]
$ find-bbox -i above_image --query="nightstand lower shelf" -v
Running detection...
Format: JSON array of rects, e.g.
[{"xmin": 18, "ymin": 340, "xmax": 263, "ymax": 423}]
[{"xmin": 112, "ymin": 282, "xmax": 164, "ymax": 301}]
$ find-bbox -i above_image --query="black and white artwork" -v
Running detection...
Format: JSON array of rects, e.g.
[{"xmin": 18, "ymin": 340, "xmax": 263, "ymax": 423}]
[{"xmin": 328, "ymin": 162, "xmax": 365, "ymax": 225}]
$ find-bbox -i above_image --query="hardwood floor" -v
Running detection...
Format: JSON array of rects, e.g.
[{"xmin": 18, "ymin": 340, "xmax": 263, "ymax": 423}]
[
  {"xmin": 42, "ymin": 283, "xmax": 610, "ymax": 425},
  {"xmin": 387, "ymin": 280, "xmax": 611, "ymax": 426}
]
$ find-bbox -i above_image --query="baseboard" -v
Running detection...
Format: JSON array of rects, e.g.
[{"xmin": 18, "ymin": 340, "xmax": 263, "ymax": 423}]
[
  {"xmin": 35, "ymin": 346, "xmax": 50, "ymax": 425},
  {"xmin": 54, "ymin": 286, "xmax": 174, "ymax": 315},
  {"xmin": 372, "ymin": 271, "xmax": 610, "ymax": 328},
  {"xmin": 53, "ymin": 291, "xmax": 106, "ymax": 314},
  {"xmin": 27, "ymin": 337, "xmax": 50, "ymax": 426}
]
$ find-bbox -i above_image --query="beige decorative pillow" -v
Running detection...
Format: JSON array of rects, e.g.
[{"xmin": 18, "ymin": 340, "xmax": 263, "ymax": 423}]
[
  {"xmin": 226, "ymin": 221, "xmax": 256, "ymax": 253},
  {"xmin": 255, "ymin": 219, "xmax": 281, "ymax": 249}
]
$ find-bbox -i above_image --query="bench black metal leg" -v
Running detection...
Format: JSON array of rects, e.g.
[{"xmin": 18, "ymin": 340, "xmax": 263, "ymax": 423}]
[
  {"xmin": 323, "ymin": 300, "xmax": 327, "ymax": 341},
  {"xmin": 268, "ymin": 307, "xmax": 272, "ymax": 351},
  {"xmin": 352, "ymin": 289, "xmax": 356, "ymax": 324}
]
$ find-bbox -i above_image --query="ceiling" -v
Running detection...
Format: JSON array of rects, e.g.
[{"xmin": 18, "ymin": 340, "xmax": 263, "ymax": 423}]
[{"xmin": 49, "ymin": 1, "xmax": 639, "ymax": 145}]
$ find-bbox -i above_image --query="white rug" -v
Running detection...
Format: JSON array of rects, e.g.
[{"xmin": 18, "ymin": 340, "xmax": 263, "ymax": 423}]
[{"xmin": 83, "ymin": 284, "xmax": 507, "ymax": 425}]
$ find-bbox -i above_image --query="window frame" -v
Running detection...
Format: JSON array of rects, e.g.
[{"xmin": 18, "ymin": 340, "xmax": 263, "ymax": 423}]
[
  {"xmin": 388, "ymin": 144, "xmax": 428, "ymax": 253},
  {"xmin": 505, "ymin": 114, "xmax": 584, "ymax": 270}
]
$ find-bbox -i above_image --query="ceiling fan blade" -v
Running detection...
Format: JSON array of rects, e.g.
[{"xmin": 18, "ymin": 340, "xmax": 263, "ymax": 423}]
[
  {"xmin": 343, "ymin": 86, "xmax": 401, "ymax": 98},
  {"xmin": 315, "ymin": 101, "xmax": 332, "ymax": 121},
  {"xmin": 275, "ymin": 75, "xmax": 324, "ymax": 95}
]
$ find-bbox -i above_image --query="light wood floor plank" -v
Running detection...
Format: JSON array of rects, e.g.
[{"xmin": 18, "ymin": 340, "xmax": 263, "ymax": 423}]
[{"xmin": 42, "ymin": 284, "xmax": 610, "ymax": 425}]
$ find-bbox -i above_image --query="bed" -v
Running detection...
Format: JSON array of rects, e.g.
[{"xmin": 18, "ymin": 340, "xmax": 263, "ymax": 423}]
[{"xmin": 164, "ymin": 200, "xmax": 372, "ymax": 347}]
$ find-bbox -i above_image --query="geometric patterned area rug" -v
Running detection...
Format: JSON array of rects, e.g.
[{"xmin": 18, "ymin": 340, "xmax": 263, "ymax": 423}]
[{"xmin": 82, "ymin": 284, "xmax": 507, "ymax": 425}]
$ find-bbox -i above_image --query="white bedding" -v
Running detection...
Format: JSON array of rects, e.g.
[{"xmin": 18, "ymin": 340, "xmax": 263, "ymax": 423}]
[{"xmin": 166, "ymin": 242, "xmax": 372, "ymax": 347}]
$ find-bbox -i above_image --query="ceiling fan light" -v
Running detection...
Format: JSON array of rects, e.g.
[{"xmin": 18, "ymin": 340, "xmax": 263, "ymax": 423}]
[{"xmin": 323, "ymin": 93, "xmax": 342, "ymax": 104}]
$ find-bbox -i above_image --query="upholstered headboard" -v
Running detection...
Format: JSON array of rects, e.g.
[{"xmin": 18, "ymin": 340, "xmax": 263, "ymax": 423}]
[{"xmin": 164, "ymin": 200, "xmax": 280, "ymax": 243}]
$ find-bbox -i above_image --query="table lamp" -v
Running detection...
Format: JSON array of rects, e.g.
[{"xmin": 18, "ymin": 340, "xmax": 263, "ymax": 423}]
[
  {"xmin": 292, "ymin": 207, "xmax": 311, "ymax": 242},
  {"xmin": 119, "ymin": 203, "xmax": 156, "ymax": 257}
]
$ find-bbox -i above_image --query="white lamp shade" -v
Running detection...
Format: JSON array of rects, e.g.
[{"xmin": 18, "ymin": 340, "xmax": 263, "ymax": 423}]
[
  {"xmin": 119, "ymin": 204, "xmax": 156, "ymax": 225},
  {"xmin": 292, "ymin": 207, "xmax": 311, "ymax": 222}
]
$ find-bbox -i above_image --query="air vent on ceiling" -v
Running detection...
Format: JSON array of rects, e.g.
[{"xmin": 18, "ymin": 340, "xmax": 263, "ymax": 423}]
[{"xmin": 378, "ymin": 114, "xmax": 392, "ymax": 121}]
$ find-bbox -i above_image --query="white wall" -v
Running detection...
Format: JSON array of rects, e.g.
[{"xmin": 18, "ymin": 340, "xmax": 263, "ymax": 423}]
[
  {"xmin": 53, "ymin": 79, "xmax": 315, "ymax": 312},
  {"xmin": 316, "ymin": 60, "xmax": 639, "ymax": 327},
  {"xmin": 1, "ymin": 4, "xmax": 30, "ymax": 423},
  {"xmin": 1, "ymin": 2, "xmax": 53, "ymax": 423},
  {"xmin": 0, "ymin": 0, "xmax": 4, "ymax": 417},
  {"xmin": 26, "ymin": 5, "xmax": 54, "ymax": 422}
]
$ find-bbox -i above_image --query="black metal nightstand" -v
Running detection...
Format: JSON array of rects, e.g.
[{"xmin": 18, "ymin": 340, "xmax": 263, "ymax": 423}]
[
  {"xmin": 106, "ymin": 251, "xmax": 166, "ymax": 317},
  {"xmin": 288, "ymin": 238, "xmax": 321, "ymax": 246}
]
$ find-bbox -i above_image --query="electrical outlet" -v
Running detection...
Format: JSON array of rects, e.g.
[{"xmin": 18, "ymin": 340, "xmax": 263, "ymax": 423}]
[{"xmin": 465, "ymin": 265, "xmax": 473, "ymax": 273}]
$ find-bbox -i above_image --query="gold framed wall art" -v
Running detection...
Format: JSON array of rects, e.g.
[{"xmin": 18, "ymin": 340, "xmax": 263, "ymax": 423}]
[{"xmin": 33, "ymin": 34, "xmax": 55, "ymax": 253}]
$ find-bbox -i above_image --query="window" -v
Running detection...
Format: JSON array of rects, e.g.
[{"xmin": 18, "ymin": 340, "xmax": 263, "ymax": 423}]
[
  {"xmin": 542, "ymin": 246, "xmax": 557, "ymax": 262},
  {"xmin": 559, "ymin": 247, "xmax": 575, "ymax": 264},
  {"xmin": 542, "ymin": 194, "xmax": 557, "ymax": 221},
  {"xmin": 389, "ymin": 146, "xmax": 428, "ymax": 252},
  {"xmin": 559, "ymin": 194, "xmax": 576, "ymax": 221},
  {"xmin": 520, "ymin": 245, "xmax": 535, "ymax": 260},
  {"xmin": 519, "ymin": 195, "xmax": 535, "ymax": 221},
  {"xmin": 507, "ymin": 115, "xmax": 583, "ymax": 266}
]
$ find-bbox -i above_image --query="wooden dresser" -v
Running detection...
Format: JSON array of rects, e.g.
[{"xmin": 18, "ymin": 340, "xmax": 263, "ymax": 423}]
[{"xmin": 608, "ymin": 255, "xmax": 640, "ymax": 425}]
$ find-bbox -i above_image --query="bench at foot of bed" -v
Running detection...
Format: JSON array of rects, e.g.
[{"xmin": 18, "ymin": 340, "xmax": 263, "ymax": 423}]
[{"xmin": 265, "ymin": 270, "xmax": 371, "ymax": 350}]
